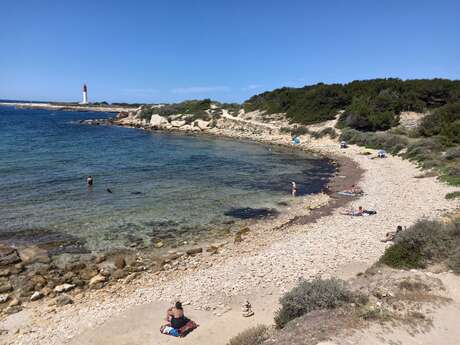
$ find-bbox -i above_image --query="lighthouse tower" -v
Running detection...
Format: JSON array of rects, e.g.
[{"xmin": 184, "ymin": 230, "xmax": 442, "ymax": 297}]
[{"xmin": 82, "ymin": 84, "xmax": 88, "ymax": 104}]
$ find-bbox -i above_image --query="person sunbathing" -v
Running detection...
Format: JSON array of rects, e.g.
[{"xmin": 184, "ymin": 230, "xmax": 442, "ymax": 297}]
[
  {"xmin": 343, "ymin": 184, "xmax": 363, "ymax": 194},
  {"xmin": 341, "ymin": 206, "xmax": 377, "ymax": 216},
  {"xmin": 165, "ymin": 301, "xmax": 189, "ymax": 330},
  {"xmin": 381, "ymin": 225, "xmax": 403, "ymax": 242},
  {"xmin": 341, "ymin": 206, "xmax": 364, "ymax": 216},
  {"xmin": 161, "ymin": 301, "xmax": 198, "ymax": 337}
]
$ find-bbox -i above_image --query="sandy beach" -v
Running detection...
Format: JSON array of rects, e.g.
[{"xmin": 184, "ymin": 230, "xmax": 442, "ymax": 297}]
[{"xmin": 1, "ymin": 113, "xmax": 459, "ymax": 345}]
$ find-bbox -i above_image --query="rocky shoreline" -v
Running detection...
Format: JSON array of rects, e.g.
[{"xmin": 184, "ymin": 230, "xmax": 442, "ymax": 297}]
[{"xmin": 0, "ymin": 108, "xmax": 356, "ymax": 318}]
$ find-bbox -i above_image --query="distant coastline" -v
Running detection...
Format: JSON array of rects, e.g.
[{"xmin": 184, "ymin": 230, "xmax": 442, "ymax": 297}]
[{"xmin": 0, "ymin": 101, "xmax": 138, "ymax": 113}]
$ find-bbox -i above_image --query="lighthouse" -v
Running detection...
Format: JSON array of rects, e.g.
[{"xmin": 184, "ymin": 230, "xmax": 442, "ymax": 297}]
[{"xmin": 82, "ymin": 84, "xmax": 88, "ymax": 104}]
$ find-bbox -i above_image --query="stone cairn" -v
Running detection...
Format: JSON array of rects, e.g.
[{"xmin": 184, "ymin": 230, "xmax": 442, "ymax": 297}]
[{"xmin": 241, "ymin": 300, "xmax": 254, "ymax": 317}]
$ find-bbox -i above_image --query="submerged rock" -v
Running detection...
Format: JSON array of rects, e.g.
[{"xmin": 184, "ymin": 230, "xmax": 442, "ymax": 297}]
[
  {"xmin": 186, "ymin": 247, "xmax": 203, "ymax": 256},
  {"xmin": 18, "ymin": 246, "xmax": 50, "ymax": 265},
  {"xmin": 0, "ymin": 244, "xmax": 21, "ymax": 266},
  {"xmin": 224, "ymin": 207, "xmax": 279, "ymax": 220}
]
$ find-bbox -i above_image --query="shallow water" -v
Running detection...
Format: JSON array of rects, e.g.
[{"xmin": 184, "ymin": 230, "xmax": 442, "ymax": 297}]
[{"xmin": 0, "ymin": 106, "xmax": 334, "ymax": 252}]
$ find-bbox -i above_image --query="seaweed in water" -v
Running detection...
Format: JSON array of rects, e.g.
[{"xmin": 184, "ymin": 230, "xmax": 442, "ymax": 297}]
[{"xmin": 224, "ymin": 207, "xmax": 279, "ymax": 220}]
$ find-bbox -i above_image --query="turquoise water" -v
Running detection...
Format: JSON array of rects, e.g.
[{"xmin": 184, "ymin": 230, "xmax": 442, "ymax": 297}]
[{"xmin": 0, "ymin": 106, "xmax": 334, "ymax": 253}]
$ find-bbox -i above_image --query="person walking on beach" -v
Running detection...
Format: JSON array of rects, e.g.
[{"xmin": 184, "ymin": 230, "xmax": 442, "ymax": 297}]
[{"xmin": 291, "ymin": 181, "xmax": 297, "ymax": 197}]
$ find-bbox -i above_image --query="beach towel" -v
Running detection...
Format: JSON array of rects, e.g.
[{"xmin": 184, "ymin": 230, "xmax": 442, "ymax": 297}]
[
  {"xmin": 160, "ymin": 320, "xmax": 199, "ymax": 338},
  {"xmin": 179, "ymin": 320, "xmax": 199, "ymax": 337},
  {"xmin": 337, "ymin": 191, "xmax": 360, "ymax": 197}
]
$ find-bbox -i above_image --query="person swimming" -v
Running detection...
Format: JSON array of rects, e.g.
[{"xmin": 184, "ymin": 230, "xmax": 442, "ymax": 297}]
[{"xmin": 291, "ymin": 181, "xmax": 298, "ymax": 197}]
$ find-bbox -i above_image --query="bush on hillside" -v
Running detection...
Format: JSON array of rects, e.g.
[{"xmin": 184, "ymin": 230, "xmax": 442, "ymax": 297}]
[
  {"xmin": 310, "ymin": 127, "xmax": 338, "ymax": 139},
  {"xmin": 445, "ymin": 191, "xmax": 460, "ymax": 200},
  {"xmin": 448, "ymin": 247, "xmax": 460, "ymax": 273},
  {"xmin": 290, "ymin": 125, "xmax": 310, "ymax": 137},
  {"xmin": 274, "ymin": 278, "xmax": 363, "ymax": 328},
  {"xmin": 339, "ymin": 129, "xmax": 408, "ymax": 154},
  {"xmin": 227, "ymin": 325, "xmax": 269, "ymax": 345},
  {"xmin": 380, "ymin": 219, "xmax": 460, "ymax": 270},
  {"xmin": 444, "ymin": 147, "xmax": 460, "ymax": 161},
  {"xmin": 338, "ymin": 97, "xmax": 399, "ymax": 131},
  {"xmin": 418, "ymin": 102, "xmax": 460, "ymax": 145},
  {"xmin": 244, "ymin": 79, "xmax": 460, "ymax": 130}
]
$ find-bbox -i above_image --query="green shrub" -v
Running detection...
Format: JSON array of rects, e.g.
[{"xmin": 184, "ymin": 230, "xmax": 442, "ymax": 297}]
[
  {"xmin": 419, "ymin": 102, "xmax": 460, "ymax": 145},
  {"xmin": 290, "ymin": 125, "xmax": 310, "ymax": 137},
  {"xmin": 380, "ymin": 219, "xmax": 460, "ymax": 270},
  {"xmin": 402, "ymin": 138, "xmax": 445, "ymax": 162},
  {"xmin": 311, "ymin": 127, "xmax": 338, "ymax": 139},
  {"xmin": 339, "ymin": 129, "xmax": 408, "ymax": 154},
  {"xmin": 274, "ymin": 278, "xmax": 361, "ymax": 328},
  {"xmin": 448, "ymin": 247, "xmax": 460, "ymax": 273},
  {"xmin": 244, "ymin": 79, "xmax": 460, "ymax": 130},
  {"xmin": 227, "ymin": 325, "xmax": 269, "ymax": 345},
  {"xmin": 440, "ymin": 166, "xmax": 460, "ymax": 186},
  {"xmin": 380, "ymin": 242, "xmax": 423, "ymax": 269},
  {"xmin": 444, "ymin": 147, "xmax": 460, "ymax": 160},
  {"xmin": 445, "ymin": 191, "xmax": 460, "ymax": 199}
]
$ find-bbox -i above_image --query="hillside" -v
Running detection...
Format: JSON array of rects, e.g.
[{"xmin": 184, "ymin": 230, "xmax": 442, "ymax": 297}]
[{"xmin": 244, "ymin": 78, "xmax": 460, "ymax": 132}]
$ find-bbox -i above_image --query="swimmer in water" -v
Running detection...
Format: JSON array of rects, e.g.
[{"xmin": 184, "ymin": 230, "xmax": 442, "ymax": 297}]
[
  {"xmin": 87, "ymin": 176, "xmax": 93, "ymax": 187},
  {"xmin": 291, "ymin": 181, "xmax": 297, "ymax": 197}
]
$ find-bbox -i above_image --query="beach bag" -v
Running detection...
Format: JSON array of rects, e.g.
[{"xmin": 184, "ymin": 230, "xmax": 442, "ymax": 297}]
[{"xmin": 179, "ymin": 320, "xmax": 199, "ymax": 337}]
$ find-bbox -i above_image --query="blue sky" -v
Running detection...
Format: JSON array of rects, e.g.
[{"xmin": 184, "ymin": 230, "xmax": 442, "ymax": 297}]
[{"xmin": 1, "ymin": 0, "xmax": 459, "ymax": 103}]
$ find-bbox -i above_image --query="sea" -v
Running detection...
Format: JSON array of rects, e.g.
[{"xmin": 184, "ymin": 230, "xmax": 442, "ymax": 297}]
[{"xmin": 0, "ymin": 105, "xmax": 334, "ymax": 254}]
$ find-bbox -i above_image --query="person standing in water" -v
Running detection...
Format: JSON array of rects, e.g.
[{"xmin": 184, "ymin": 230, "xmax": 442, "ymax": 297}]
[
  {"xmin": 87, "ymin": 175, "xmax": 94, "ymax": 188},
  {"xmin": 291, "ymin": 181, "xmax": 297, "ymax": 197}
]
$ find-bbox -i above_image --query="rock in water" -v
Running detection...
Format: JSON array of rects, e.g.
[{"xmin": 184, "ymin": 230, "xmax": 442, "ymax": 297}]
[
  {"xmin": 18, "ymin": 246, "xmax": 50, "ymax": 264},
  {"xmin": 0, "ymin": 244, "xmax": 21, "ymax": 266},
  {"xmin": 186, "ymin": 247, "xmax": 203, "ymax": 256}
]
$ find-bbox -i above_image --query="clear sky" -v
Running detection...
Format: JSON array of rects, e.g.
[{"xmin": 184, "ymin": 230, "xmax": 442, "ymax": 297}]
[{"xmin": 1, "ymin": 0, "xmax": 459, "ymax": 103}]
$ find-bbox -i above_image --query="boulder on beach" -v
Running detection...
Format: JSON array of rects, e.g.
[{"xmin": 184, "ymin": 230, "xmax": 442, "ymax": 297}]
[
  {"xmin": 195, "ymin": 119, "xmax": 210, "ymax": 130},
  {"xmin": 54, "ymin": 283, "xmax": 75, "ymax": 293},
  {"xmin": 30, "ymin": 291, "xmax": 44, "ymax": 301},
  {"xmin": 54, "ymin": 294, "xmax": 73, "ymax": 306},
  {"xmin": 171, "ymin": 120, "xmax": 186, "ymax": 127},
  {"xmin": 89, "ymin": 274, "xmax": 106, "ymax": 287},
  {"xmin": 150, "ymin": 114, "xmax": 168, "ymax": 127}
]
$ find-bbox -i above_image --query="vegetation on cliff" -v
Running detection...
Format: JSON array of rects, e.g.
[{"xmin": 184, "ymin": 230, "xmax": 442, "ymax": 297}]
[{"xmin": 244, "ymin": 78, "xmax": 460, "ymax": 131}]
